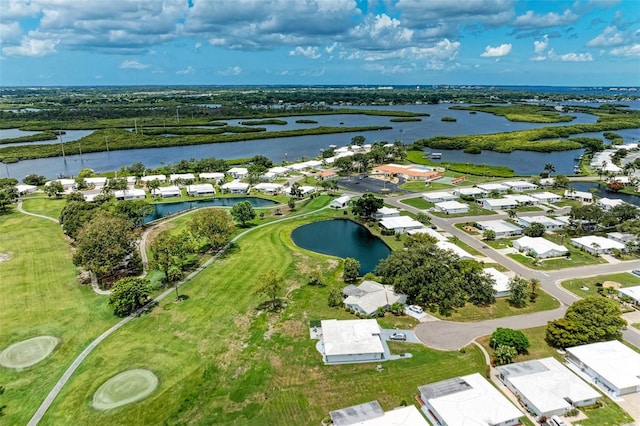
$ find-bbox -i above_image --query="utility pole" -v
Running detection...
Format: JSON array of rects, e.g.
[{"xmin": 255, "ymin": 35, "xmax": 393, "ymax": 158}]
[
  {"xmin": 79, "ymin": 141, "xmax": 83, "ymax": 160},
  {"xmin": 176, "ymin": 106, "xmax": 180, "ymax": 123},
  {"xmin": 58, "ymin": 130, "xmax": 66, "ymax": 163},
  {"xmin": 4, "ymin": 162, "xmax": 9, "ymax": 178},
  {"xmin": 134, "ymin": 118, "xmax": 138, "ymax": 134},
  {"xmin": 105, "ymin": 134, "xmax": 109, "ymax": 152}
]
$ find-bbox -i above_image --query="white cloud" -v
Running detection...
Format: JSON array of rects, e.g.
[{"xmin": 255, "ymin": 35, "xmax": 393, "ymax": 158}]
[
  {"xmin": 480, "ymin": 43, "xmax": 512, "ymax": 57},
  {"xmin": 325, "ymin": 42, "xmax": 338, "ymax": 54},
  {"xmin": 611, "ymin": 44, "xmax": 640, "ymax": 56},
  {"xmin": 177, "ymin": 66, "xmax": 195, "ymax": 75},
  {"xmin": 2, "ymin": 36, "xmax": 58, "ymax": 57},
  {"xmin": 218, "ymin": 66, "xmax": 242, "ymax": 76},
  {"xmin": 0, "ymin": 22, "xmax": 22, "ymax": 44},
  {"xmin": 586, "ymin": 26, "xmax": 626, "ymax": 47},
  {"xmin": 289, "ymin": 46, "xmax": 321, "ymax": 59},
  {"xmin": 120, "ymin": 60, "xmax": 150, "ymax": 70},
  {"xmin": 558, "ymin": 52, "xmax": 593, "ymax": 61},
  {"xmin": 514, "ymin": 9, "xmax": 579, "ymax": 29},
  {"xmin": 363, "ymin": 63, "xmax": 416, "ymax": 74},
  {"xmin": 531, "ymin": 35, "xmax": 549, "ymax": 60},
  {"xmin": 195, "ymin": 42, "xmax": 202, "ymax": 49},
  {"xmin": 396, "ymin": 0, "xmax": 514, "ymax": 29},
  {"xmin": 348, "ymin": 13, "xmax": 413, "ymax": 50}
]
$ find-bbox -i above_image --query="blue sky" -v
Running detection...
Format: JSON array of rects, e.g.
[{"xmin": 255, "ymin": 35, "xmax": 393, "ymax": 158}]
[{"xmin": 1, "ymin": 0, "xmax": 638, "ymax": 86}]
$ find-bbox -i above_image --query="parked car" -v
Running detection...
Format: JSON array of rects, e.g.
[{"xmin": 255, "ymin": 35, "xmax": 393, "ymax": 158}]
[
  {"xmin": 408, "ymin": 305, "xmax": 423, "ymax": 314},
  {"xmin": 548, "ymin": 415, "xmax": 567, "ymax": 426},
  {"xmin": 632, "ymin": 270, "xmax": 640, "ymax": 277},
  {"xmin": 389, "ymin": 332, "xmax": 406, "ymax": 341}
]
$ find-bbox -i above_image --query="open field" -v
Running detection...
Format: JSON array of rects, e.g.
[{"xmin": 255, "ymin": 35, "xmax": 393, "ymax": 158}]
[
  {"xmin": 399, "ymin": 196, "xmax": 433, "ymax": 210},
  {"xmin": 21, "ymin": 197, "xmax": 66, "ymax": 219},
  {"xmin": 449, "ymin": 104, "xmax": 575, "ymax": 123},
  {"xmin": 561, "ymin": 273, "xmax": 640, "ymax": 298},
  {"xmin": 406, "ymin": 150, "xmax": 517, "ymax": 177},
  {"xmin": 0, "ymin": 206, "xmax": 116, "ymax": 424}
]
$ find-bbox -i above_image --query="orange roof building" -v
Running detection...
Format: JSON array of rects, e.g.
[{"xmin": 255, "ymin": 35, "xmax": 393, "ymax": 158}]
[{"xmin": 372, "ymin": 164, "xmax": 443, "ymax": 181}]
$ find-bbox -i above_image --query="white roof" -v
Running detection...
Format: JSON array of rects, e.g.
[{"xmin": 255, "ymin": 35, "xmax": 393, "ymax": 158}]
[
  {"xmin": 514, "ymin": 236, "xmax": 567, "ymax": 256},
  {"xmin": 379, "ymin": 216, "xmax": 424, "ymax": 231},
  {"xmin": 289, "ymin": 163, "xmax": 309, "ymax": 171},
  {"xmin": 567, "ymin": 340, "xmax": 640, "ymax": 391},
  {"xmin": 481, "ymin": 198, "xmax": 519, "ymax": 208},
  {"xmin": 597, "ymin": 198, "xmax": 625, "ymax": 209},
  {"xmin": 407, "ymin": 227, "xmax": 447, "ymax": 241},
  {"xmin": 46, "ymin": 178, "xmax": 75, "ymax": 186},
  {"xmin": 140, "ymin": 174, "xmax": 166, "ymax": 182},
  {"xmin": 126, "ymin": 176, "xmax": 137, "ymax": 183},
  {"xmin": 476, "ymin": 220, "xmax": 522, "ymax": 234},
  {"xmin": 619, "ymin": 285, "xmax": 640, "ymax": 302},
  {"xmin": 84, "ymin": 177, "xmax": 107, "ymax": 185},
  {"xmin": 437, "ymin": 241, "xmax": 474, "ymax": 260},
  {"xmin": 571, "ymin": 236, "xmax": 625, "ymax": 251},
  {"xmin": 306, "ymin": 160, "xmax": 323, "ymax": 167},
  {"xmin": 539, "ymin": 178, "xmax": 554, "ymax": 186},
  {"xmin": 186, "ymin": 183, "xmax": 214, "ymax": 192},
  {"xmin": 435, "ymin": 200, "xmax": 469, "ymax": 211},
  {"xmin": 221, "ymin": 180, "xmax": 250, "ymax": 190},
  {"xmin": 423, "ymin": 191, "xmax": 457, "ymax": 200},
  {"xmin": 169, "ymin": 173, "xmax": 195, "ymax": 181},
  {"xmin": 268, "ymin": 166, "xmax": 290, "ymax": 174},
  {"xmin": 376, "ymin": 207, "xmax": 400, "ymax": 216},
  {"xmin": 15, "ymin": 184, "xmax": 37, "ymax": 192},
  {"xmin": 518, "ymin": 216, "xmax": 564, "ymax": 227},
  {"xmin": 531, "ymin": 191, "xmax": 561, "ymax": 201},
  {"xmin": 330, "ymin": 195, "xmax": 351, "ymax": 206},
  {"xmin": 357, "ymin": 406, "xmax": 429, "ymax": 426},
  {"xmin": 607, "ymin": 232, "xmax": 636, "ymax": 242},
  {"xmin": 503, "ymin": 180, "xmax": 537, "ymax": 189},
  {"xmin": 477, "ymin": 183, "xmax": 509, "ymax": 191},
  {"xmin": 483, "ymin": 267, "xmax": 510, "ymax": 294},
  {"xmin": 421, "ymin": 373, "xmax": 522, "ymax": 426},
  {"xmin": 253, "ymin": 183, "xmax": 283, "ymax": 192},
  {"xmin": 152, "ymin": 185, "xmax": 181, "ymax": 195},
  {"xmin": 504, "ymin": 194, "xmax": 538, "ymax": 203},
  {"xmin": 455, "ymin": 187, "xmax": 485, "ymax": 196},
  {"xmin": 321, "ymin": 319, "xmax": 383, "ymax": 357},
  {"xmin": 114, "ymin": 189, "xmax": 146, "ymax": 198},
  {"xmin": 564, "ymin": 189, "xmax": 592, "ymax": 200},
  {"xmin": 343, "ymin": 281, "xmax": 406, "ymax": 315},
  {"xmin": 497, "ymin": 358, "xmax": 601, "ymax": 415},
  {"xmin": 199, "ymin": 172, "xmax": 225, "ymax": 179}
]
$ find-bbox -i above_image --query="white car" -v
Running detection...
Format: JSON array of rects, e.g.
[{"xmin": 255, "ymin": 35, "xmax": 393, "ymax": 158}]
[{"xmin": 408, "ymin": 305, "xmax": 423, "ymax": 314}]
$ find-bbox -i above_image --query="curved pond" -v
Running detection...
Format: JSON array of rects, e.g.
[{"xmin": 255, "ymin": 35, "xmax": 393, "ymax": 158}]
[
  {"xmin": 291, "ymin": 219, "xmax": 391, "ymax": 274},
  {"xmin": 145, "ymin": 197, "xmax": 278, "ymax": 223}
]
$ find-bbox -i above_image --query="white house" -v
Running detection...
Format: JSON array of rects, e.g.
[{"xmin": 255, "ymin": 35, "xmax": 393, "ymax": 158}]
[
  {"xmin": 479, "ymin": 197, "xmax": 519, "ymax": 211},
  {"xmin": 476, "ymin": 183, "xmax": 509, "ymax": 194},
  {"xmin": 379, "ymin": 216, "xmax": 424, "ymax": 233},
  {"xmin": 539, "ymin": 177, "xmax": 555, "ymax": 186},
  {"xmin": 282, "ymin": 185, "xmax": 316, "ymax": 196},
  {"xmin": 437, "ymin": 241, "xmax": 474, "ymax": 260},
  {"xmin": 564, "ymin": 189, "xmax": 592, "ymax": 203},
  {"xmin": 330, "ymin": 195, "xmax": 351, "ymax": 209},
  {"xmin": 475, "ymin": 220, "xmax": 523, "ymax": 238},
  {"xmin": 531, "ymin": 191, "xmax": 562, "ymax": 203},
  {"xmin": 268, "ymin": 166, "xmax": 290, "ymax": 176},
  {"xmin": 607, "ymin": 232, "xmax": 637, "ymax": 245},
  {"xmin": 596, "ymin": 197, "xmax": 626, "ymax": 211},
  {"xmin": 518, "ymin": 216, "xmax": 565, "ymax": 231},
  {"xmin": 169, "ymin": 173, "xmax": 195, "ymax": 183},
  {"xmin": 252, "ymin": 183, "xmax": 283, "ymax": 195},
  {"xmin": 125, "ymin": 176, "xmax": 137, "ymax": 186},
  {"xmin": 221, "ymin": 180, "xmax": 250, "ymax": 194},
  {"xmin": 407, "ymin": 227, "xmax": 447, "ymax": 242},
  {"xmin": 319, "ymin": 319, "xmax": 384, "ymax": 364},
  {"xmin": 113, "ymin": 189, "xmax": 146, "ymax": 201},
  {"xmin": 199, "ymin": 172, "xmax": 225, "ymax": 183},
  {"xmin": 227, "ymin": 167, "xmax": 248, "ymax": 179},
  {"xmin": 453, "ymin": 187, "xmax": 485, "ymax": 198},
  {"xmin": 330, "ymin": 401, "xmax": 428, "ymax": 426},
  {"xmin": 342, "ymin": 281, "xmax": 407, "ymax": 316},
  {"xmin": 15, "ymin": 184, "xmax": 37, "ymax": 195},
  {"xmin": 260, "ymin": 172, "xmax": 278, "ymax": 181},
  {"xmin": 140, "ymin": 174, "xmax": 166, "ymax": 183},
  {"xmin": 151, "ymin": 185, "xmax": 181, "ymax": 198},
  {"xmin": 46, "ymin": 179, "xmax": 76, "ymax": 191},
  {"xmin": 503, "ymin": 180, "xmax": 538, "ymax": 191},
  {"xmin": 619, "ymin": 285, "xmax": 640, "ymax": 306},
  {"xmin": 418, "ymin": 373, "xmax": 522, "ymax": 426},
  {"xmin": 186, "ymin": 183, "xmax": 215, "ymax": 196},
  {"xmin": 503, "ymin": 194, "xmax": 539, "ymax": 206},
  {"xmin": 483, "ymin": 267, "xmax": 511, "ymax": 298},
  {"xmin": 84, "ymin": 177, "xmax": 108, "ymax": 187},
  {"xmin": 434, "ymin": 200, "xmax": 469, "ymax": 215},
  {"xmin": 566, "ymin": 340, "xmax": 640, "ymax": 396},
  {"xmin": 422, "ymin": 191, "xmax": 457, "ymax": 203},
  {"xmin": 497, "ymin": 357, "xmax": 601, "ymax": 419},
  {"xmin": 513, "ymin": 236, "xmax": 568, "ymax": 259},
  {"xmin": 571, "ymin": 235, "xmax": 625, "ymax": 255},
  {"xmin": 373, "ymin": 207, "xmax": 400, "ymax": 219}
]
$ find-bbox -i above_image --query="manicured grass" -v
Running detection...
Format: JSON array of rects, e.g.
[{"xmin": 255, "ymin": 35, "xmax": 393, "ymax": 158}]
[
  {"xmin": 578, "ymin": 398, "xmax": 634, "ymax": 426},
  {"xmin": 398, "ymin": 181, "xmax": 429, "ymax": 192},
  {"xmin": 484, "ymin": 238, "xmax": 514, "ymax": 249},
  {"xmin": 399, "ymin": 197, "xmax": 433, "ymax": 210},
  {"xmin": 455, "ymin": 222, "xmax": 481, "ymax": 235},
  {"xmin": 477, "ymin": 326, "xmax": 561, "ymax": 363},
  {"xmin": 407, "ymin": 150, "xmax": 517, "ymax": 178},
  {"xmin": 561, "ymin": 273, "xmax": 640, "ymax": 298},
  {"xmin": 435, "ymin": 290, "xmax": 560, "ymax": 322},
  {"xmin": 515, "ymin": 205, "xmax": 544, "ymax": 212},
  {"xmin": 0, "ymin": 206, "xmax": 116, "ymax": 424},
  {"xmin": 451, "ymin": 238, "xmax": 482, "ymax": 256},
  {"xmin": 42, "ymin": 205, "xmax": 486, "ymax": 425},
  {"xmin": 21, "ymin": 197, "xmax": 66, "ymax": 219},
  {"xmin": 509, "ymin": 234, "xmax": 607, "ymax": 270},
  {"xmin": 430, "ymin": 202, "xmax": 496, "ymax": 218}
]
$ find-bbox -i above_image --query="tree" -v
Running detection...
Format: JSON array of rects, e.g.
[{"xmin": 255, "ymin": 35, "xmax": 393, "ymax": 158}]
[
  {"xmin": 490, "ymin": 328, "xmax": 530, "ymax": 354},
  {"xmin": 343, "ymin": 257, "xmax": 360, "ymax": 283},
  {"xmin": 66, "ymin": 191, "xmax": 85, "ymax": 202},
  {"xmin": 351, "ymin": 135, "xmax": 366, "ymax": 146},
  {"xmin": 23, "ymin": 174, "xmax": 46, "ymax": 186},
  {"xmin": 147, "ymin": 179, "xmax": 161, "ymax": 196},
  {"xmin": 250, "ymin": 155, "xmax": 273, "ymax": 169},
  {"xmin": 334, "ymin": 156, "xmax": 354, "ymax": 174},
  {"xmin": 105, "ymin": 177, "xmax": 128, "ymax": 193},
  {"xmin": 546, "ymin": 297, "xmax": 626, "ymax": 348},
  {"xmin": 308, "ymin": 270, "xmax": 325, "ymax": 286},
  {"xmin": 59, "ymin": 200, "xmax": 100, "ymax": 238},
  {"xmin": 483, "ymin": 229, "xmax": 496, "ymax": 241},
  {"xmin": 150, "ymin": 230, "xmax": 194, "ymax": 298},
  {"xmin": 606, "ymin": 180, "xmax": 624, "ymax": 192},
  {"xmin": 247, "ymin": 164, "xmax": 267, "ymax": 184},
  {"xmin": 390, "ymin": 302, "xmax": 405, "ymax": 315},
  {"xmin": 524, "ymin": 222, "xmax": 546, "ymax": 237},
  {"xmin": 287, "ymin": 197, "xmax": 296, "ymax": 210},
  {"xmin": 108, "ymin": 277, "xmax": 151, "ymax": 317},
  {"xmin": 72, "ymin": 212, "xmax": 139, "ymax": 282},
  {"xmin": 529, "ymin": 278, "xmax": 540, "ymax": 298},
  {"xmin": 289, "ymin": 182, "xmax": 303, "ymax": 198},
  {"xmin": 351, "ymin": 193, "xmax": 384, "ymax": 218},
  {"xmin": 189, "ymin": 208, "xmax": 235, "ymax": 251},
  {"xmin": 552, "ymin": 174, "xmax": 570, "ymax": 188},
  {"xmin": 493, "ymin": 344, "xmax": 518, "ymax": 366},
  {"xmin": 416, "ymin": 212, "xmax": 431, "ymax": 225},
  {"xmin": 254, "ymin": 269, "xmax": 282, "ymax": 309},
  {"xmin": 327, "ymin": 287, "xmax": 343, "ymax": 307},
  {"xmin": 610, "ymin": 203, "xmax": 639, "ymax": 222},
  {"xmin": 544, "ymin": 163, "xmax": 556, "ymax": 176},
  {"xmin": 110, "ymin": 200, "xmax": 153, "ymax": 227},
  {"xmin": 0, "ymin": 185, "xmax": 17, "ymax": 211},
  {"xmin": 45, "ymin": 181, "xmax": 64, "ymax": 198},
  {"xmin": 506, "ymin": 209, "xmax": 517, "ymax": 219},
  {"xmin": 230, "ymin": 200, "xmax": 256, "ymax": 226},
  {"xmin": 508, "ymin": 276, "xmax": 529, "ymax": 308}
]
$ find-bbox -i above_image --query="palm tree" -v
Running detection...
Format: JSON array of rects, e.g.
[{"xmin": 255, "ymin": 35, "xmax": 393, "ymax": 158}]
[
  {"xmin": 623, "ymin": 162, "xmax": 635, "ymax": 177},
  {"xmin": 544, "ymin": 163, "xmax": 556, "ymax": 176},
  {"xmin": 529, "ymin": 278, "xmax": 540, "ymax": 296},
  {"xmin": 507, "ymin": 209, "xmax": 517, "ymax": 219}
]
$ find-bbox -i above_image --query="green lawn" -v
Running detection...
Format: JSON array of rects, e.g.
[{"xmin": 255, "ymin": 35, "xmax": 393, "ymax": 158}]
[
  {"xmin": 561, "ymin": 273, "xmax": 640, "ymax": 298},
  {"xmin": 0, "ymin": 206, "xmax": 116, "ymax": 424},
  {"xmin": 484, "ymin": 238, "xmax": 514, "ymax": 249},
  {"xmin": 435, "ymin": 290, "xmax": 560, "ymax": 322},
  {"xmin": 399, "ymin": 181, "xmax": 452, "ymax": 192},
  {"xmin": 509, "ymin": 233, "xmax": 607, "ymax": 270},
  {"xmin": 21, "ymin": 197, "xmax": 66, "ymax": 219},
  {"xmin": 399, "ymin": 197, "xmax": 434, "ymax": 210},
  {"xmin": 40, "ymin": 204, "xmax": 487, "ymax": 425},
  {"xmin": 578, "ymin": 398, "xmax": 634, "ymax": 426}
]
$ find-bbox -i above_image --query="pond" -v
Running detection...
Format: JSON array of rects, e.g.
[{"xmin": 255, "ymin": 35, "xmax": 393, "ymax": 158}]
[
  {"xmin": 291, "ymin": 219, "xmax": 391, "ymax": 274},
  {"xmin": 145, "ymin": 197, "xmax": 278, "ymax": 223},
  {"xmin": 570, "ymin": 182, "xmax": 640, "ymax": 207}
]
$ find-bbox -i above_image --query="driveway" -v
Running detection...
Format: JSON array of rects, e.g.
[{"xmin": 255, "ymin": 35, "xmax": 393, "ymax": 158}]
[
  {"xmin": 380, "ymin": 328, "xmax": 420, "ymax": 344},
  {"xmin": 338, "ymin": 176, "xmax": 405, "ymax": 195}
]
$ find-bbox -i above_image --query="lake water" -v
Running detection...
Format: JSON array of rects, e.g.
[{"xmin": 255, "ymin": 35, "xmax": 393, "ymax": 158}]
[
  {"xmin": 0, "ymin": 129, "xmax": 95, "ymax": 147},
  {"xmin": 145, "ymin": 197, "xmax": 278, "ymax": 223},
  {"xmin": 1, "ymin": 102, "xmax": 638, "ymax": 179},
  {"xmin": 290, "ymin": 219, "xmax": 391, "ymax": 274},
  {"xmin": 570, "ymin": 182, "xmax": 640, "ymax": 207}
]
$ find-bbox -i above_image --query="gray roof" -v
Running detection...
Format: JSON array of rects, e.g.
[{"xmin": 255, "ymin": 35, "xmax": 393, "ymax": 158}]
[
  {"xmin": 418, "ymin": 376, "xmax": 471, "ymax": 399},
  {"xmin": 330, "ymin": 400, "xmax": 384, "ymax": 426},
  {"xmin": 343, "ymin": 284, "xmax": 365, "ymax": 297},
  {"xmin": 496, "ymin": 359, "xmax": 549, "ymax": 378}
]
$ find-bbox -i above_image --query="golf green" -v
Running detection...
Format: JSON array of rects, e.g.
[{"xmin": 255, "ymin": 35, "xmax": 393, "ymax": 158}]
[
  {"xmin": 0, "ymin": 335, "xmax": 59, "ymax": 369},
  {"xmin": 92, "ymin": 369, "xmax": 159, "ymax": 410}
]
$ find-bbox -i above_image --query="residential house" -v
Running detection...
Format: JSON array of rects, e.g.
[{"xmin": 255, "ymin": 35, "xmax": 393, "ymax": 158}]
[
  {"xmin": 422, "ymin": 191, "xmax": 457, "ymax": 203},
  {"xmin": 475, "ymin": 220, "xmax": 523, "ymax": 238},
  {"xmin": 513, "ymin": 236, "xmax": 568, "ymax": 258},
  {"xmin": 452, "ymin": 187, "xmax": 485, "ymax": 198},
  {"xmin": 373, "ymin": 207, "xmax": 400, "ymax": 219},
  {"xmin": 503, "ymin": 180, "xmax": 538, "ymax": 191},
  {"xmin": 151, "ymin": 186, "xmax": 182, "ymax": 198},
  {"xmin": 564, "ymin": 190, "xmax": 593, "ymax": 203},
  {"xmin": 186, "ymin": 183, "xmax": 215, "ymax": 196},
  {"xmin": 15, "ymin": 184, "xmax": 37, "ymax": 195},
  {"xmin": 227, "ymin": 167, "xmax": 248, "ymax": 179},
  {"xmin": 596, "ymin": 197, "xmax": 626, "ymax": 211},
  {"xmin": 531, "ymin": 191, "xmax": 562, "ymax": 204},
  {"xmin": 476, "ymin": 183, "xmax": 509, "ymax": 194},
  {"xmin": 483, "ymin": 267, "xmax": 511, "ymax": 298},
  {"xmin": 571, "ymin": 236, "xmax": 625, "ymax": 255},
  {"xmin": 319, "ymin": 319, "xmax": 384, "ymax": 364},
  {"xmin": 221, "ymin": 180, "xmax": 250, "ymax": 194},
  {"xmin": 252, "ymin": 183, "xmax": 283, "ymax": 195},
  {"xmin": 517, "ymin": 216, "xmax": 565, "ymax": 231},
  {"xmin": 329, "ymin": 195, "xmax": 351, "ymax": 209},
  {"xmin": 342, "ymin": 281, "xmax": 406, "ymax": 316},
  {"xmin": 378, "ymin": 216, "xmax": 424, "ymax": 233},
  {"xmin": 330, "ymin": 401, "xmax": 428, "ymax": 426},
  {"xmin": 114, "ymin": 189, "xmax": 146, "ymax": 201},
  {"xmin": 434, "ymin": 200, "xmax": 469, "ymax": 215},
  {"xmin": 198, "ymin": 172, "xmax": 225, "ymax": 183}
]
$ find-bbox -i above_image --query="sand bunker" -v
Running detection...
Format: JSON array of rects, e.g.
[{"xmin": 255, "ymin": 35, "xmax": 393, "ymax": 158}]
[
  {"xmin": 0, "ymin": 253, "xmax": 10, "ymax": 263},
  {"xmin": 0, "ymin": 335, "xmax": 59, "ymax": 369},
  {"xmin": 92, "ymin": 369, "xmax": 158, "ymax": 410}
]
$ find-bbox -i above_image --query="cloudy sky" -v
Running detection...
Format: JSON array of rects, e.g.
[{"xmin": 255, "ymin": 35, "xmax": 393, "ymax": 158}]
[{"xmin": 1, "ymin": 0, "xmax": 639, "ymax": 86}]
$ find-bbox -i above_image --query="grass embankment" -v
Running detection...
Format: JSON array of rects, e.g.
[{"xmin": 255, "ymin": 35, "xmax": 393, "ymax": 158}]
[
  {"xmin": 0, "ymin": 130, "xmax": 59, "ymax": 144},
  {"xmin": 21, "ymin": 198, "xmax": 66, "ymax": 219},
  {"xmin": 141, "ymin": 126, "xmax": 267, "ymax": 136},
  {"xmin": 414, "ymin": 105, "xmax": 640, "ymax": 153},
  {"xmin": 400, "ymin": 197, "xmax": 434, "ymax": 210},
  {"xmin": 240, "ymin": 119, "xmax": 287, "ymax": 126},
  {"xmin": 389, "ymin": 117, "xmax": 422, "ymax": 123},
  {"xmin": 0, "ymin": 205, "xmax": 116, "ymax": 424},
  {"xmin": 406, "ymin": 150, "xmax": 517, "ymax": 178},
  {"xmin": 0, "ymin": 125, "xmax": 392, "ymax": 162},
  {"xmin": 450, "ymin": 104, "xmax": 575, "ymax": 123},
  {"xmin": 295, "ymin": 119, "xmax": 318, "ymax": 124},
  {"xmin": 561, "ymin": 273, "xmax": 640, "ymax": 298},
  {"xmin": 40, "ymin": 196, "xmax": 486, "ymax": 425}
]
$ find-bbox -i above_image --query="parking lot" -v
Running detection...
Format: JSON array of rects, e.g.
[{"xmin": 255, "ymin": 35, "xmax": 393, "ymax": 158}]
[{"xmin": 338, "ymin": 176, "xmax": 406, "ymax": 194}]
